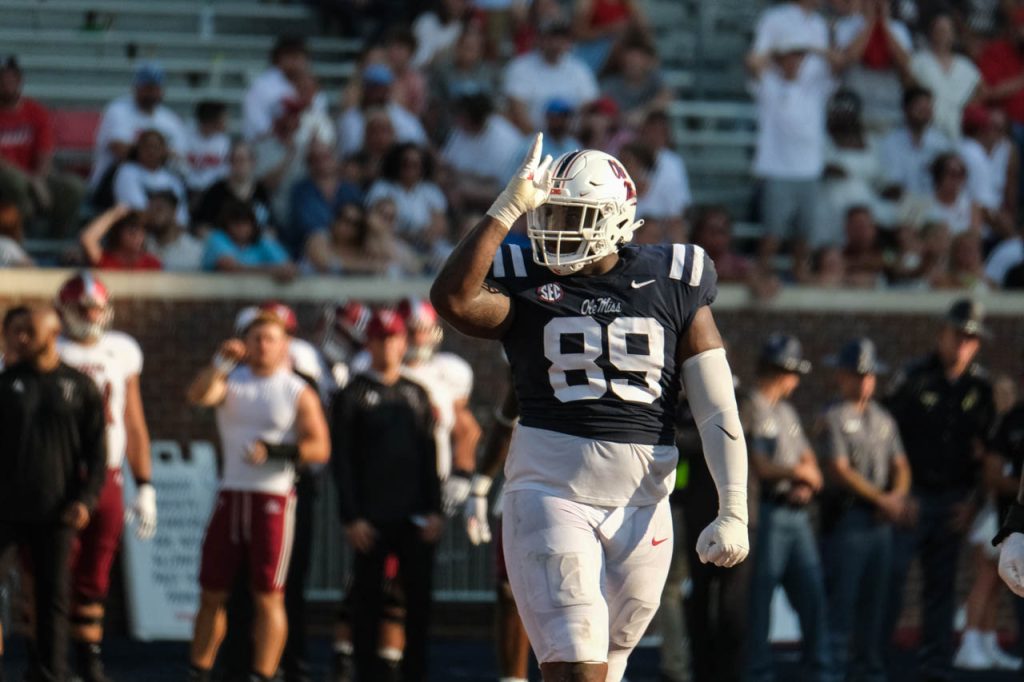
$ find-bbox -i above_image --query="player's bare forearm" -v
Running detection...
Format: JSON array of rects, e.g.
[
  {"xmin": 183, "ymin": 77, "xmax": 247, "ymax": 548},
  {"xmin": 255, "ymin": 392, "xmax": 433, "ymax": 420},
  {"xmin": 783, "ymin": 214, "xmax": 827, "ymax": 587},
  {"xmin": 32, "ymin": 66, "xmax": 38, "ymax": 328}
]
[
  {"xmin": 296, "ymin": 388, "xmax": 331, "ymax": 465},
  {"xmin": 430, "ymin": 215, "xmax": 513, "ymax": 339},
  {"xmin": 186, "ymin": 366, "xmax": 228, "ymax": 407},
  {"xmin": 124, "ymin": 376, "xmax": 152, "ymax": 482}
]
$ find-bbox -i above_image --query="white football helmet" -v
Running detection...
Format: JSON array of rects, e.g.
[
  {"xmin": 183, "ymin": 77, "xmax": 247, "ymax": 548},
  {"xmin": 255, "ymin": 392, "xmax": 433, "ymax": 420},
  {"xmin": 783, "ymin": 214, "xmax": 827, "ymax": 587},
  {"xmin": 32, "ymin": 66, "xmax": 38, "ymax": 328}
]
[{"xmin": 527, "ymin": 149, "xmax": 643, "ymax": 275}]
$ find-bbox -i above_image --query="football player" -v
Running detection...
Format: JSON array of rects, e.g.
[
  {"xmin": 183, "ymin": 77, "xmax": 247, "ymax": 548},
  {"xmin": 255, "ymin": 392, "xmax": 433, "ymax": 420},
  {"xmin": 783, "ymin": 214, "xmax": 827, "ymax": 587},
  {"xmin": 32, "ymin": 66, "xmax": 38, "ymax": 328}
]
[
  {"xmin": 430, "ymin": 134, "xmax": 750, "ymax": 681},
  {"xmin": 317, "ymin": 300, "xmax": 371, "ymax": 390},
  {"xmin": 398, "ymin": 297, "xmax": 482, "ymax": 514},
  {"xmin": 55, "ymin": 272, "xmax": 156, "ymax": 682}
]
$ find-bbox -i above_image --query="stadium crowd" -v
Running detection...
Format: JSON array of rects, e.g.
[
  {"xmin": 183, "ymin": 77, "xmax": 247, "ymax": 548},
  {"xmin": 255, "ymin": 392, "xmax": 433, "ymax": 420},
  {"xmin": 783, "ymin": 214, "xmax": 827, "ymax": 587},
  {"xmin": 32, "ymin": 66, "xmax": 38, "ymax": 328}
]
[{"xmin": 0, "ymin": 0, "xmax": 1021, "ymax": 291}]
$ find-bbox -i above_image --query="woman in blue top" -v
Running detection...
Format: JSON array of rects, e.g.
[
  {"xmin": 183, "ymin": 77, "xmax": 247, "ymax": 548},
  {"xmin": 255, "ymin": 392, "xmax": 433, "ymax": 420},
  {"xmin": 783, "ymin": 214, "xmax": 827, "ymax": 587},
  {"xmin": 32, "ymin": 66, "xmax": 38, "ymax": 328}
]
[{"xmin": 202, "ymin": 200, "xmax": 296, "ymax": 281}]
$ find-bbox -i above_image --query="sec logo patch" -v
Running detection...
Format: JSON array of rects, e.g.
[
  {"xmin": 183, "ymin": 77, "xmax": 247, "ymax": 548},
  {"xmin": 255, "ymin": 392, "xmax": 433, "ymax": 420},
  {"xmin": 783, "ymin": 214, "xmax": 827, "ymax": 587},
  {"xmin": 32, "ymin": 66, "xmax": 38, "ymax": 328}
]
[{"xmin": 536, "ymin": 283, "xmax": 564, "ymax": 303}]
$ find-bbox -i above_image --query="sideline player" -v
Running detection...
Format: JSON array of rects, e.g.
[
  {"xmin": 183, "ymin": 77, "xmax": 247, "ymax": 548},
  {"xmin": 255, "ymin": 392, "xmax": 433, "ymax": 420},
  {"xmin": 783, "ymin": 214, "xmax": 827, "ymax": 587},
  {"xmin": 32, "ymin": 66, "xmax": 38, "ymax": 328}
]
[
  {"xmin": 398, "ymin": 297, "xmax": 482, "ymax": 514},
  {"xmin": 430, "ymin": 134, "xmax": 750, "ymax": 680},
  {"xmin": 186, "ymin": 307, "xmax": 330, "ymax": 681},
  {"xmin": 55, "ymin": 272, "xmax": 157, "ymax": 682}
]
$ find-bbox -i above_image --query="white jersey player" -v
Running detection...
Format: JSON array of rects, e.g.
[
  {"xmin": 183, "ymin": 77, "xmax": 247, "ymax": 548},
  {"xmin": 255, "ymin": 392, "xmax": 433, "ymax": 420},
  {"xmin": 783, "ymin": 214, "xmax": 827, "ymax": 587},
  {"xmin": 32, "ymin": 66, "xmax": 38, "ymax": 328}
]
[
  {"xmin": 397, "ymin": 297, "xmax": 481, "ymax": 515},
  {"xmin": 54, "ymin": 272, "xmax": 157, "ymax": 682},
  {"xmin": 186, "ymin": 307, "xmax": 330, "ymax": 681}
]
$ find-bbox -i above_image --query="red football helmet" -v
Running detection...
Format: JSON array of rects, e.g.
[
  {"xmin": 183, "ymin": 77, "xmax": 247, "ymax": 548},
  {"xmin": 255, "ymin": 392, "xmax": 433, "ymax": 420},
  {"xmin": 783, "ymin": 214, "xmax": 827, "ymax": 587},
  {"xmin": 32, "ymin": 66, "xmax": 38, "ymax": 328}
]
[
  {"xmin": 56, "ymin": 272, "xmax": 113, "ymax": 341},
  {"xmin": 397, "ymin": 297, "xmax": 442, "ymax": 362},
  {"xmin": 318, "ymin": 300, "xmax": 370, "ymax": 366}
]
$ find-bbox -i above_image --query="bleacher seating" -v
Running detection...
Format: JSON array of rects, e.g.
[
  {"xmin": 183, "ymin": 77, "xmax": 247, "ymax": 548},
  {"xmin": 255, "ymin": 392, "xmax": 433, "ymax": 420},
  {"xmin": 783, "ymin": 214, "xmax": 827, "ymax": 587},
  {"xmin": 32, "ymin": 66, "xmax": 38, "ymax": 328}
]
[{"xmin": 1, "ymin": 0, "xmax": 765, "ymax": 226}]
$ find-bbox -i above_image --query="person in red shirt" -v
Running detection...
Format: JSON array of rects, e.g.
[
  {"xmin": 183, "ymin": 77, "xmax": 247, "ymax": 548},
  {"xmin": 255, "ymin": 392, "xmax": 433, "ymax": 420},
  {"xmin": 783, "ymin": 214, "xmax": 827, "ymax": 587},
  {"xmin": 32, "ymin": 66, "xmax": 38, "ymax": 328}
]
[
  {"xmin": 0, "ymin": 56, "xmax": 84, "ymax": 237},
  {"xmin": 79, "ymin": 204, "xmax": 162, "ymax": 271},
  {"xmin": 978, "ymin": 9, "xmax": 1024, "ymax": 126}
]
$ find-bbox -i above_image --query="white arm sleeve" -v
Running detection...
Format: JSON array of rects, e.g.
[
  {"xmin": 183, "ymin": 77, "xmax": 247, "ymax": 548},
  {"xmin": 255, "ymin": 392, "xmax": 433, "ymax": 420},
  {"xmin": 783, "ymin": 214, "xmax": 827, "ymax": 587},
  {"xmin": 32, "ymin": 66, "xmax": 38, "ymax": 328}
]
[{"xmin": 682, "ymin": 347, "xmax": 748, "ymax": 524}]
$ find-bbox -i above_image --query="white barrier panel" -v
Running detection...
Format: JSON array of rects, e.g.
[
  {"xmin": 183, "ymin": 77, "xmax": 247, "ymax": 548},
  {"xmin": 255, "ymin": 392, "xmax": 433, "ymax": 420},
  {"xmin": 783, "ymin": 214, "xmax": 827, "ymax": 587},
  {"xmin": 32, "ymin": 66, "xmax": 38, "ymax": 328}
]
[{"xmin": 122, "ymin": 440, "xmax": 218, "ymax": 641}]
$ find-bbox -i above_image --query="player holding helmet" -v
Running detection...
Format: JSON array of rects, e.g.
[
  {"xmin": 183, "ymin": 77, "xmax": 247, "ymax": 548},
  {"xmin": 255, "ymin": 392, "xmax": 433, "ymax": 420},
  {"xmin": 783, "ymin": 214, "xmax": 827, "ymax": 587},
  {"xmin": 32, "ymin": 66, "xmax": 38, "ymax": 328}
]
[
  {"xmin": 431, "ymin": 134, "xmax": 750, "ymax": 681},
  {"xmin": 55, "ymin": 272, "xmax": 156, "ymax": 682}
]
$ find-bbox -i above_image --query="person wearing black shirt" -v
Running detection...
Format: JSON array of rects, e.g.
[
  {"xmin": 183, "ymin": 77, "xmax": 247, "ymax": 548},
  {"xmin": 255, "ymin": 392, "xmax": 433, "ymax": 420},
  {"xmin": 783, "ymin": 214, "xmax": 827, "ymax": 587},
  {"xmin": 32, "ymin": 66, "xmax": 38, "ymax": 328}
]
[
  {"xmin": 330, "ymin": 309, "xmax": 441, "ymax": 682},
  {"xmin": 0, "ymin": 305, "xmax": 107, "ymax": 682},
  {"xmin": 884, "ymin": 299, "xmax": 996, "ymax": 681}
]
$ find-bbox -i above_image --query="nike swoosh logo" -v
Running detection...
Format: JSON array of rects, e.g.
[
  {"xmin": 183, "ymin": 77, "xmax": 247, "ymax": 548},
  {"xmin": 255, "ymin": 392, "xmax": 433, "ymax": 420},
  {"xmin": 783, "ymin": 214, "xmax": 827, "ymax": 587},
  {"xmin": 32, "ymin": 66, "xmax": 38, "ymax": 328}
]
[
  {"xmin": 652, "ymin": 537, "xmax": 669, "ymax": 546},
  {"xmin": 716, "ymin": 424, "xmax": 739, "ymax": 441},
  {"xmin": 631, "ymin": 279, "xmax": 656, "ymax": 288}
]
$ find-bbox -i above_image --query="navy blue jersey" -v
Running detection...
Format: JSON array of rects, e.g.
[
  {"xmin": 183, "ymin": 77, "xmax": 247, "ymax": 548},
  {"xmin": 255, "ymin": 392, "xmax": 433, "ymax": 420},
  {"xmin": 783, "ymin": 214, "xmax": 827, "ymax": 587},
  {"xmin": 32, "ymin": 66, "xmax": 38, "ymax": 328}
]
[{"xmin": 488, "ymin": 242, "xmax": 718, "ymax": 446}]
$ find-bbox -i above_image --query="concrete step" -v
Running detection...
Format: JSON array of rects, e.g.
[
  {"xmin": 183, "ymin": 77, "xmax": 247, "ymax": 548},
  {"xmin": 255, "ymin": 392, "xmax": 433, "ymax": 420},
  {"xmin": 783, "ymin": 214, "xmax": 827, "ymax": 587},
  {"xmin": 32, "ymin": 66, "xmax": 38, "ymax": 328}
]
[{"xmin": 0, "ymin": 28, "xmax": 359, "ymax": 62}]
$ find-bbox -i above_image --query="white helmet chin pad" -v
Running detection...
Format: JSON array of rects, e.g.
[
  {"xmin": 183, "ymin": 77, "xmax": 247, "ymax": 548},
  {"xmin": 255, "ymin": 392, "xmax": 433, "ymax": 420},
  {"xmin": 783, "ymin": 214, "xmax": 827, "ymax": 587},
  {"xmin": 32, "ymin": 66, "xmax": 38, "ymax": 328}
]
[{"xmin": 527, "ymin": 149, "xmax": 642, "ymax": 274}]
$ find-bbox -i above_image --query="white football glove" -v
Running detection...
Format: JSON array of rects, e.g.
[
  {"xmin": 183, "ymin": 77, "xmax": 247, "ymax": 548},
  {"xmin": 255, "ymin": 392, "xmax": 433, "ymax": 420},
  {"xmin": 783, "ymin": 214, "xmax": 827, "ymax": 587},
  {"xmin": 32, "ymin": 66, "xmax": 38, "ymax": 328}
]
[
  {"xmin": 126, "ymin": 482, "xmax": 158, "ymax": 541},
  {"xmin": 487, "ymin": 132, "xmax": 554, "ymax": 230},
  {"xmin": 696, "ymin": 514, "xmax": 749, "ymax": 568},
  {"xmin": 999, "ymin": 533, "xmax": 1024, "ymax": 597},
  {"xmin": 442, "ymin": 474, "xmax": 472, "ymax": 517},
  {"xmin": 464, "ymin": 474, "xmax": 494, "ymax": 545}
]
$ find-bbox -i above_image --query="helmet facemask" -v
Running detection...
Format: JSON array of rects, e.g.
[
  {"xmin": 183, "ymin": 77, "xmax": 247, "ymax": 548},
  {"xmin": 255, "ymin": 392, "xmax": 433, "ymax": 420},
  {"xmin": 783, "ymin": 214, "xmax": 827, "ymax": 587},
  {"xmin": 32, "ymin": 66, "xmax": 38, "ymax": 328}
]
[{"xmin": 60, "ymin": 301, "xmax": 112, "ymax": 342}]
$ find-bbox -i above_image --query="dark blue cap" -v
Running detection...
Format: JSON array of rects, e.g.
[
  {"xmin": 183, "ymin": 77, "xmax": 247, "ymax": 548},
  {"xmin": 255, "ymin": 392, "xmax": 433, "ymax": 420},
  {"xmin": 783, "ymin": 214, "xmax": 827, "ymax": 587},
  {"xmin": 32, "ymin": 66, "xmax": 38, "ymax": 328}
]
[
  {"xmin": 134, "ymin": 62, "xmax": 165, "ymax": 86},
  {"xmin": 944, "ymin": 298, "xmax": 990, "ymax": 338},
  {"xmin": 825, "ymin": 337, "xmax": 887, "ymax": 375},
  {"xmin": 760, "ymin": 333, "xmax": 811, "ymax": 374},
  {"xmin": 546, "ymin": 98, "xmax": 574, "ymax": 115},
  {"xmin": 363, "ymin": 63, "xmax": 394, "ymax": 86}
]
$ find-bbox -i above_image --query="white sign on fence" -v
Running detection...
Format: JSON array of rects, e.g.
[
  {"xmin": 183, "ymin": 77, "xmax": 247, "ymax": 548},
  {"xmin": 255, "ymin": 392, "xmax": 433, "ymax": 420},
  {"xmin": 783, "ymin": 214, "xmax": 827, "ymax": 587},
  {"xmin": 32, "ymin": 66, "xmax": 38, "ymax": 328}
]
[{"xmin": 122, "ymin": 440, "xmax": 218, "ymax": 641}]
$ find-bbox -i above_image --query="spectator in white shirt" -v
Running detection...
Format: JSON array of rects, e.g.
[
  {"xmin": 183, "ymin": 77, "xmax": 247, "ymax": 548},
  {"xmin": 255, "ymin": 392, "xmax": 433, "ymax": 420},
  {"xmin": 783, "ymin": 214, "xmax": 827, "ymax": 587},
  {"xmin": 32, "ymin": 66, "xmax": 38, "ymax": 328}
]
[
  {"xmin": 749, "ymin": 0, "xmax": 829, "ymax": 62},
  {"xmin": 823, "ymin": 90, "xmax": 888, "ymax": 230},
  {"xmin": 749, "ymin": 36, "xmax": 837, "ymax": 274},
  {"xmin": 365, "ymin": 143, "xmax": 449, "ymax": 261},
  {"xmin": 960, "ymin": 104, "xmax": 1018, "ymax": 241},
  {"xmin": 112, "ymin": 129, "xmax": 189, "ymax": 227},
  {"xmin": 143, "ymin": 190, "xmax": 203, "ymax": 271},
  {"xmin": 502, "ymin": 19, "xmax": 598, "ymax": 133},
  {"xmin": 90, "ymin": 63, "xmax": 187, "ymax": 190},
  {"xmin": 910, "ymin": 13, "xmax": 982, "ymax": 142},
  {"xmin": 833, "ymin": 0, "xmax": 912, "ymax": 132},
  {"xmin": 926, "ymin": 152, "xmax": 983, "ymax": 235},
  {"xmin": 242, "ymin": 37, "xmax": 308, "ymax": 141},
  {"xmin": 635, "ymin": 110, "xmax": 690, "ymax": 241},
  {"xmin": 880, "ymin": 86, "xmax": 952, "ymax": 200},
  {"xmin": 293, "ymin": 69, "xmax": 336, "ymax": 151},
  {"xmin": 184, "ymin": 100, "xmax": 230, "ymax": 196},
  {"xmin": 337, "ymin": 63, "xmax": 428, "ymax": 157},
  {"xmin": 253, "ymin": 97, "xmax": 308, "ymax": 225},
  {"xmin": 442, "ymin": 92, "xmax": 525, "ymax": 212}
]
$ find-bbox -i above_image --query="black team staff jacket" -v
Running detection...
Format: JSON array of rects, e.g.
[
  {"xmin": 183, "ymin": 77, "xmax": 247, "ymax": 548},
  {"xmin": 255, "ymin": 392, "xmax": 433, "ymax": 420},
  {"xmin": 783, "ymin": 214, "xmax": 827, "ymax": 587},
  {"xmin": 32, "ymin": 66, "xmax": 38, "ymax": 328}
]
[
  {"xmin": 0, "ymin": 361, "xmax": 108, "ymax": 522},
  {"xmin": 330, "ymin": 372, "xmax": 441, "ymax": 525}
]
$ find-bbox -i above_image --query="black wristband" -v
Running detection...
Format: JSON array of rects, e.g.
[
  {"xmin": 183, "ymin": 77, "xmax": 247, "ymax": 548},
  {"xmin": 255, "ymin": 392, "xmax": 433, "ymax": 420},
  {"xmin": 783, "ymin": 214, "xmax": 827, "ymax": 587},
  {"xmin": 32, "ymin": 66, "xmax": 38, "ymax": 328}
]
[
  {"xmin": 451, "ymin": 469, "xmax": 473, "ymax": 480},
  {"xmin": 993, "ymin": 501, "xmax": 1024, "ymax": 546},
  {"xmin": 261, "ymin": 441, "xmax": 301, "ymax": 463},
  {"xmin": 135, "ymin": 478, "xmax": 151, "ymax": 487}
]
